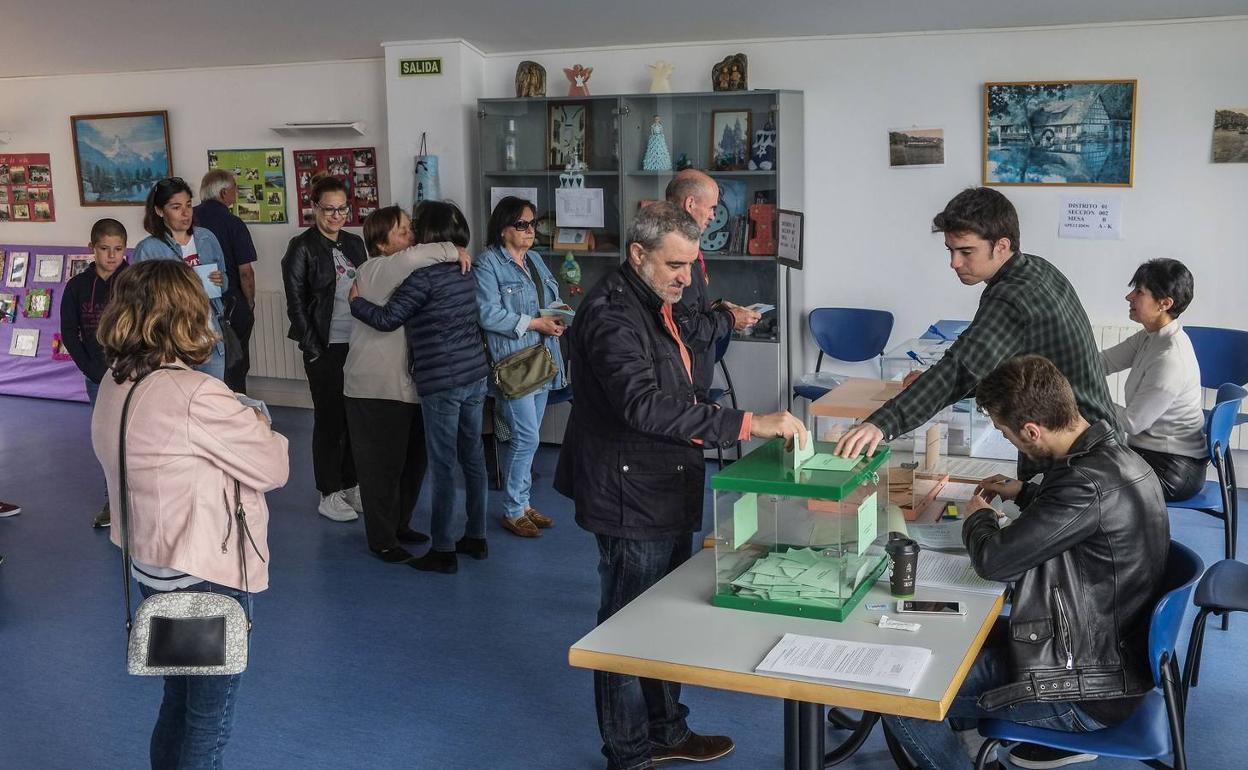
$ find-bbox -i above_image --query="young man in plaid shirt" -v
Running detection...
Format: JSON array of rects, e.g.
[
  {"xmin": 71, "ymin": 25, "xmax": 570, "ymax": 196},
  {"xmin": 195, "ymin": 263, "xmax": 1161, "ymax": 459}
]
[{"xmin": 836, "ymin": 187, "xmax": 1118, "ymax": 483}]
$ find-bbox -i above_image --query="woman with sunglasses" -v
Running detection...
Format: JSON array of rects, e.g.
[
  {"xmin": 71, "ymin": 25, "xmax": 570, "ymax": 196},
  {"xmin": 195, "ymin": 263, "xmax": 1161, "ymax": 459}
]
[
  {"xmin": 280, "ymin": 175, "xmax": 366, "ymax": 523},
  {"xmin": 132, "ymin": 177, "xmax": 229, "ymax": 380},
  {"xmin": 474, "ymin": 196, "xmax": 568, "ymax": 538}
]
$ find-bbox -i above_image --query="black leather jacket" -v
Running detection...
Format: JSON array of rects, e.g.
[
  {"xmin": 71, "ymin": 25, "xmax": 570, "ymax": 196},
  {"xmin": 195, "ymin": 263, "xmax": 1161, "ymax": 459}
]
[
  {"xmin": 555, "ymin": 263, "xmax": 745, "ymax": 540},
  {"xmin": 672, "ymin": 255, "xmax": 733, "ymax": 400},
  {"xmin": 280, "ymin": 227, "xmax": 366, "ymax": 361},
  {"xmin": 963, "ymin": 421, "xmax": 1169, "ymax": 711}
]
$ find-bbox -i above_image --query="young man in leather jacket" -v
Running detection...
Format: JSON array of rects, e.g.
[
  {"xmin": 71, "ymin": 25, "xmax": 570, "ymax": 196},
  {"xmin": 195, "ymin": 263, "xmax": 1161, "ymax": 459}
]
[{"xmin": 882, "ymin": 355, "xmax": 1169, "ymax": 770}]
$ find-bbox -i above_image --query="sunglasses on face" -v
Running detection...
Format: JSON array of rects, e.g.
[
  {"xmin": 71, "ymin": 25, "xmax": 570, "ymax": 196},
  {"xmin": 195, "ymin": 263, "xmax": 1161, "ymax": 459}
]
[{"xmin": 509, "ymin": 219, "xmax": 537, "ymax": 232}]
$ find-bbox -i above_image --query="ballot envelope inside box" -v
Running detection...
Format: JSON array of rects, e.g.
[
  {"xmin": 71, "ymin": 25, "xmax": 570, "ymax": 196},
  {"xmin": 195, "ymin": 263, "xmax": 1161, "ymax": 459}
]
[{"xmin": 710, "ymin": 439, "xmax": 891, "ymax": 622}]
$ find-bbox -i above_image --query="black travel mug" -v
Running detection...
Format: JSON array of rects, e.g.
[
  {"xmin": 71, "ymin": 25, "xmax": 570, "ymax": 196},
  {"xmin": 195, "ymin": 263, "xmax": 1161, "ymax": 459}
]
[{"xmin": 885, "ymin": 532, "xmax": 920, "ymax": 597}]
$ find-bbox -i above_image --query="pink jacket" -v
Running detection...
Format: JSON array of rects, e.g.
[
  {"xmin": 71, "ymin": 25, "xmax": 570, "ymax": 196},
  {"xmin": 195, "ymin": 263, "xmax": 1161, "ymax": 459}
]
[{"xmin": 92, "ymin": 365, "xmax": 290, "ymax": 592}]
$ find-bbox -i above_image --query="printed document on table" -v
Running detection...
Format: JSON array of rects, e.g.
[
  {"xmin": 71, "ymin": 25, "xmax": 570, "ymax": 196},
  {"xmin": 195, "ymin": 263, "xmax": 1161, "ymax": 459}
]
[
  {"xmin": 908, "ymin": 521, "xmax": 966, "ymax": 551},
  {"xmin": 756, "ymin": 633, "xmax": 932, "ymax": 693},
  {"xmin": 906, "ymin": 550, "xmax": 1005, "ymax": 595}
]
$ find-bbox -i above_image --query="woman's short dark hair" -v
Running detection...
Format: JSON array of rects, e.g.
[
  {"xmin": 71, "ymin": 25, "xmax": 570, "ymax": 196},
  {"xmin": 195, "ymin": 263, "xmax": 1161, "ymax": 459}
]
[
  {"xmin": 932, "ymin": 187, "xmax": 1021, "ymax": 254},
  {"xmin": 311, "ymin": 175, "xmax": 348, "ymax": 205},
  {"xmin": 487, "ymin": 196, "xmax": 535, "ymax": 247},
  {"xmin": 976, "ymin": 355, "xmax": 1080, "ymax": 434},
  {"xmin": 413, "ymin": 200, "xmax": 470, "ymax": 248},
  {"xmin": 1129, "ymin": 258, "xmax": 1194, "ymax": 318},
  {"xmin": 362, "ymin": 205, "xmax": 404, "ymax": 256},
  {"xmin": 142, "ymin": 177, "xmax": 194, "ymax": 241}
]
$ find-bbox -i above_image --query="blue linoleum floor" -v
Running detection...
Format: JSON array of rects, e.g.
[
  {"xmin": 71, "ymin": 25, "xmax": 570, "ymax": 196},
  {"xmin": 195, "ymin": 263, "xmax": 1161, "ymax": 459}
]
[{"xmin": 0, "ymin": 395, "xmax": 1244, "ymax": 769}]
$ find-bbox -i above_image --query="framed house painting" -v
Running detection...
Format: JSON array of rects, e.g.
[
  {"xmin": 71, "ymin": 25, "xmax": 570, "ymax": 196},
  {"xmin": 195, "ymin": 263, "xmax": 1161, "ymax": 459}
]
[
  {"xmin": 983, "ymin": 80, "xmax": 1136, "ymax": 186},
  {"xmin": 710, "ymin": 110, "xmax": 752, "ymax": 171},
  {"xmin": 71, "ymin": 110, "xmax": 173, "ymax": 205},
  {"xmin": 548, "ymin": 102, "xmax": 590, "ymax": 170}
]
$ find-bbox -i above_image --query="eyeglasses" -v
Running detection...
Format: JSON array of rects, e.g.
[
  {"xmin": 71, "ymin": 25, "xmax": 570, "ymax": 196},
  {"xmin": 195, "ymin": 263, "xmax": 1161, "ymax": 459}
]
[
  {"xmin": 510, "ymin": 219, "xmax": 537, "ymax": 232},
  {"xmin": 318, "ymin": 205, "xmax": 351, "ymax": 217}
]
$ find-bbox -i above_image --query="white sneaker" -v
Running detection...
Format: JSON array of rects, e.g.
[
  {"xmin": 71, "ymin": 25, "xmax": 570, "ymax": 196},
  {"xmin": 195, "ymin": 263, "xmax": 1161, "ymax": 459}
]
[
  {"xmin": 318, "ymin": 492, "xmax": 358, "ymax": 522},
  {"xmin": 342, "ymin": 485, "xmax": 364, "ymax": 514}
]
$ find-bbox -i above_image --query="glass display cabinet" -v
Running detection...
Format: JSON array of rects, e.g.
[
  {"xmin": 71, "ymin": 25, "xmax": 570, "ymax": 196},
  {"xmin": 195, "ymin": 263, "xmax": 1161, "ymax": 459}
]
[{"xmin": 711, "ymin": 439, "xmax": 890, "ymax": 622}]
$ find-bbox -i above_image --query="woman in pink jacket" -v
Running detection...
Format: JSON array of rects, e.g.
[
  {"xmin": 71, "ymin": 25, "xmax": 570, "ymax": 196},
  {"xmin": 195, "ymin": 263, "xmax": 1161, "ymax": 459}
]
[{"xmin": 91, "ymin": 260, "xmax": 290, "ymax": 770}]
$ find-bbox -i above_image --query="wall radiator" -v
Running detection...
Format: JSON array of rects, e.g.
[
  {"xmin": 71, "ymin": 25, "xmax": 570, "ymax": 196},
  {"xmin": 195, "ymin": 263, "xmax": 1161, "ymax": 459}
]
[
  {"xmin": 244, "ymin": 304, "xmax": 1244, "ymax": 449},
  {"xmin": 1094, "ymin": 324, "xmax": 1245, "ymax": 451},
  {"xmin": 250, "ymin": 291, "xmax": 306, "ymax": 382}
]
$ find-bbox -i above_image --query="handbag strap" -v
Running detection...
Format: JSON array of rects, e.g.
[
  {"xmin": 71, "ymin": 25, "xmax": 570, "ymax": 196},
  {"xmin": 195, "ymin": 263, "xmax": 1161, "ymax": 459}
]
[{"xmin": 119, "ymin": 367, "xmax": 258, "ymax": 631}]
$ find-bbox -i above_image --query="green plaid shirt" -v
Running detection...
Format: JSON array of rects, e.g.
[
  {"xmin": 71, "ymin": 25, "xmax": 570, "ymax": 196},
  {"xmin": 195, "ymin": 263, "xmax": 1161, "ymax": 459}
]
[{"xmin": 867, "ymin": 252, "xmax": 1119, "ymax": 480}]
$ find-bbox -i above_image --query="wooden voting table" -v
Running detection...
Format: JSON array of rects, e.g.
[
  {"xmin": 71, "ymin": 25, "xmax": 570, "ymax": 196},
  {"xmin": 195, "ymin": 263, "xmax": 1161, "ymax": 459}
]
[{"xmin": 569, "ymin": 549, "xmax": 1005, "ymax": 770}]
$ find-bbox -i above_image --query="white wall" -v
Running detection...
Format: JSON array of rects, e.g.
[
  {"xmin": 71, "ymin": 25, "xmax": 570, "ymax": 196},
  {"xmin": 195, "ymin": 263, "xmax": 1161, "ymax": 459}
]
[
  {"xmin": 0, "ymin": 58, "xmax": 389, "ymax": 293},
  {"xmin": 482, "ymin": 18, "xmax": 1248, "ymax": 378}
]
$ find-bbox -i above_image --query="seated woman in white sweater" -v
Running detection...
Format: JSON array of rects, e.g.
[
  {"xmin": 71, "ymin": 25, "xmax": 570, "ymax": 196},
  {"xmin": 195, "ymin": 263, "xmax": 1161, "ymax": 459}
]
[{"xmin": 1100, "ymin": 258, "xmax": 1207, "ymax": 501}]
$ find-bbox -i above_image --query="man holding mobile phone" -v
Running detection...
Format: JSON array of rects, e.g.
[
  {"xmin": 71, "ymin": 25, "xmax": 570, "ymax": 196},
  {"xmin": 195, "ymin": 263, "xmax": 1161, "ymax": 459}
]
[{"xmin": 882, "ymin": 355, "xmax": 1168, "ymax": 770}]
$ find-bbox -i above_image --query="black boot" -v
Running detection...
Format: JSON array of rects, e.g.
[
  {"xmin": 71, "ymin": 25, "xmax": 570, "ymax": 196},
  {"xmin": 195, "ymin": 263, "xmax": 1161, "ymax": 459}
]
[
  {"xmin": 410, "ymin": 550, "xmax": 458, "ymax": 574},
  {"xmin": 370, "ymin": 546, "xmax": 415, "ymax": 564},
  {"xmin": 456, "ymin": 537, "xmax": 489, "ymax": 560}
]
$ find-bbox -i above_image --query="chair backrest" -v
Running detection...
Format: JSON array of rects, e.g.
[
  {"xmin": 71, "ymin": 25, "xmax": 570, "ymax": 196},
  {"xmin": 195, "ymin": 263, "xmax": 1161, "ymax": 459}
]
[
  {"xmin": 1206, "ymin": 383, "xmax": 1247, "ymax": 462},
  {"xmin": 807, "ymin": 308, "xmax": 894, "ymax": 366},
  {"xmin": 1148, "ymin": 540, "xmax": 1205, "ymax": 685},
  {"xmin": 1186, "ymin": 326, "xmax": 1248, "ymax": 390}
]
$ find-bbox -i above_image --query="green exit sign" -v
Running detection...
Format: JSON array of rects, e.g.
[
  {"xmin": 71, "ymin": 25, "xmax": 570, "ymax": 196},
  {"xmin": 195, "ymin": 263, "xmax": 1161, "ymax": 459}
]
[{"xmin": 399, "ymin": 58, "xmax": 443, "ymax": 76}]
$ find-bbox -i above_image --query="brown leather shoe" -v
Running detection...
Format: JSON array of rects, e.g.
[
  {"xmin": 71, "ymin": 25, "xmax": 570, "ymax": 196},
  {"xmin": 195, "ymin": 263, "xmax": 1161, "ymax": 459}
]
[
  {"xmin": 524, "ymin": 506, "xmax": 554, "ymax": 528},
  {"xmin": 501, "ymin": 514, "xmax": 541, "ymax": 538},
  {"xmin": 652, "ymin": 733, "xmax": 734, "ymax": 764}
]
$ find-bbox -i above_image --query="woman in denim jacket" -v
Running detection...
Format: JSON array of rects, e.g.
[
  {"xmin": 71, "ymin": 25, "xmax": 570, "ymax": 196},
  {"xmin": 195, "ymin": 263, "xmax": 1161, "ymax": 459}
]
[
  {"xmin": 132, "ymin": 177, "xmax": 229, "ymax": 381},
  {"xmin": 474, "ymin": 197, "xmax": 568, "ymax": 538}
]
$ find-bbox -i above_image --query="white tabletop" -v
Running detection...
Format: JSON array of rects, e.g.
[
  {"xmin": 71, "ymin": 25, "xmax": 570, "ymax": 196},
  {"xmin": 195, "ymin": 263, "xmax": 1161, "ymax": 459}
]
[{"xmin": 569, "ymin": 549, "xmax": 1004, "ymax": 720}]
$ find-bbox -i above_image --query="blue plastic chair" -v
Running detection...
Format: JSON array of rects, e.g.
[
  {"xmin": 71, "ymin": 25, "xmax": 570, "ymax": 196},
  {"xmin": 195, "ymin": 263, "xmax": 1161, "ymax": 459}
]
[
  {"xmin": 1182, "ymin": 558, "xmax": 1248, "ymax": 706},
  {"xmin": 1185, "ymin": 325, "xmax": 1248, "ymax": 428},
  {"xmin": 973, "ymin": 540, "xmax": 1204, "ymax": 770},
  {"xmin": 793, "ymin": 308, "xmax": 894, "ymax": 402},
  {"xmin": 1170, "ymin": 384, "xmax": 1245, "ymax": 573},
  {"xmin": 707, "ymin": 333, "xmax": 741, "ymax": 465}
]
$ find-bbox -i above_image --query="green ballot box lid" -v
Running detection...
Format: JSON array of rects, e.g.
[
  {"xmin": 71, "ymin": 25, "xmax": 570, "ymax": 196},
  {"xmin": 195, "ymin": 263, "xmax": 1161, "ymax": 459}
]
[{"xmin": 711, "ymin": 438, "xmax": 890, "ymax": 500}]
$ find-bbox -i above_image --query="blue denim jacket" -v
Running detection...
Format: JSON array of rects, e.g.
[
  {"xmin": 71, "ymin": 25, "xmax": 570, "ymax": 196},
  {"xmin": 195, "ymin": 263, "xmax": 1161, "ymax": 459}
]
[
  {"xmin": 473, "ymin": 245, "xmax": 567, "ymax": 391},
  {"xmin": 133, "ymin": 230, "xmax": 228, "ymax": 349}
]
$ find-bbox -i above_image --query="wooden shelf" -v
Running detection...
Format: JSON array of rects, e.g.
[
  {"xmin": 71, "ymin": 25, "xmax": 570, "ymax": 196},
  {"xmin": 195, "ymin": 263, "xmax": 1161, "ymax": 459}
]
[
  {"xmin": 625, "ymin": 169, "xmax": 776, "ymax": 177},
  {"xmin": 270, "ymin": 121, "xmax": 366, "ymax": 135}
]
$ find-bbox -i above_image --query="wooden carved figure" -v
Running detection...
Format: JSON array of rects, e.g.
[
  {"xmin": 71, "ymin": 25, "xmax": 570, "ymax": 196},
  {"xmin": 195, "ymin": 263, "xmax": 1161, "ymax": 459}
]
[
  {"xmin": 564, "ymin": 64, "xmax": 592, "ymax": 97},
  {"xmin": 711, "ymin": 53, "xmax": 748, "ymax": 91},
  {"xmin": 515, "ymin": 61, "xmax": 547, "ymax": 97},
  {"xmin": 747, "ymin": 203, "xmax": 776, "ymax": 255},
  {"xmin": 648, "ymin": 61, "xmax": 675, "ymax": 93}
]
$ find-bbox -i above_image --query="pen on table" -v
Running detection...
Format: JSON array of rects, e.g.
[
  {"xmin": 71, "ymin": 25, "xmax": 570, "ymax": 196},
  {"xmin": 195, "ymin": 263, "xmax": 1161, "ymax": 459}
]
[
  {"xmin": 906, "ymin": 350, "xmax": 927, "ymax": 366},
  {"xmin": 926, "ymin": 324, "xmax": 952, "ymax": 342}
]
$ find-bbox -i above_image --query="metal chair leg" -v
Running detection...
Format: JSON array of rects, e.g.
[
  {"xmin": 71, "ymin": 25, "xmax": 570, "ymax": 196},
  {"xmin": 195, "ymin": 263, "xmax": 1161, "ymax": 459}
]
[
  {"xmin": 822, "ymin": 710, "xmax": 880, "ymax": 766},
  {"xmin": 1183, "ymin": 607, "xmax": 1213, "ymax": 705},
  {"xmin": 974, "ymin": 739, "xmax": 1001, "ymax": 770},
  {"xmin": 1162, "ymin": 655, "xmax": 1188, "ymax": 770}
]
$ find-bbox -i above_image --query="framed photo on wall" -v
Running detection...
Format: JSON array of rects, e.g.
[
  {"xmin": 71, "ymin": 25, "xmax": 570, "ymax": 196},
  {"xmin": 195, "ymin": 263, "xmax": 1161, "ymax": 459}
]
[
  {"xmin": 710, "ymin": 110, "xmax": 752, "ymax": 171},
  {"xmin": 983, "ymin": 80, "xmax": 1136, "ymax": 186},
  {"xmin": 548, "ymin": 102, "xmax": 590, "ymax": 169},
  {"xmin": 70, "ymin": 110, "xmax": 172, "ymax": 205}
]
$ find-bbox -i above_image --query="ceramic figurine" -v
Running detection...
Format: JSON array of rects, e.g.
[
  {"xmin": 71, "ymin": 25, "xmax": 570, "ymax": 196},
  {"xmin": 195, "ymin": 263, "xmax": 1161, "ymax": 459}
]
[
  {"xmin": 675, "ymin": 153, "xmax": 694, "ymax": 171},
  {"xmin": 648, "ymin": 61, "xmax": 675, "ymax": 93},
  {"xmin": 559, "ymin": 252, "xmax": 584, "ymax": 297},
  {"xmin": 564, "ymin": 64, "xmax": 592, "ymax": 97},
  {"xmin": 641, "ymin": 116, "xmax": 673, "ymax": 171},
  {"xmin": 749, "ymin": 119, "xmax": 777, "ymax": 171},
  {"xmin": 712, "ymin": 53, "xmax": 748, "ymax": 92},
  {"xmin": 515, "ymin": 61, "xmax": 546, "ymax": 97}
]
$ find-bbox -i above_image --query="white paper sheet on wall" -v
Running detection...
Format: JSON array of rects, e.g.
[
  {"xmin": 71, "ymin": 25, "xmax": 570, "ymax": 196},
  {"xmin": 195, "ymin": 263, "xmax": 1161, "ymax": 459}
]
[{"xmin": 554, "ymin": 188, "xmax": 604, "ymax": 228}]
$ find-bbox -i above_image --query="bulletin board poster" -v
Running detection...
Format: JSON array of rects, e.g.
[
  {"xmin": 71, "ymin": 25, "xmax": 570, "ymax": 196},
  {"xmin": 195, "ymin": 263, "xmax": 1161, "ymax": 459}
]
[
  {"xmin": 0, "ymin": 153, "xmax": 56, "ymax": 223},
  {"xmin": 293, "ymin": 147, "xmax": 378, "ymax": 228},
  {"xmin": 206, "ymin": 148, "xmax": 287, "ymax": 224}
]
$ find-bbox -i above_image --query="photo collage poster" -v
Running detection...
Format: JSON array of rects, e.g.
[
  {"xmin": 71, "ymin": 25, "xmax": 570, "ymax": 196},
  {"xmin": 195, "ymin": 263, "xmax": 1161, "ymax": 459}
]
[
  {"xmin": 206, "ymin": 148, "xmax": 287, "ymax": 224},
  {"xmin": 0, "ymin": 153, "xmax": 56, "ymax": 223},
  {"xmin": 293, "ymin": 147, "xmax": 378, "ymax": 227}
]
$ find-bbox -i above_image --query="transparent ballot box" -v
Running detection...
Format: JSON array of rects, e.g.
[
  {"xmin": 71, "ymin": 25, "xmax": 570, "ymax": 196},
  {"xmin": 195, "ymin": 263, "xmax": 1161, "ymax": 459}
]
[{"xmin": 711, "ymin": 439, "xmax": 890, "ymax": 622}]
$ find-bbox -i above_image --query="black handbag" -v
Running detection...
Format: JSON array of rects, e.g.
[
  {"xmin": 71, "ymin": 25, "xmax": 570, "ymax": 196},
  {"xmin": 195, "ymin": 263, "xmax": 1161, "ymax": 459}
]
[
  {"xmin": 218, "ymin": 298, "xmax": 245, "ymax": 371},
  {"xmin": 118, "ymin": 368, "xmax": 262, "ymax": 676},
  {"xmin": 489, "ymin": 255, "xmax": 558, "ymax": 400}
]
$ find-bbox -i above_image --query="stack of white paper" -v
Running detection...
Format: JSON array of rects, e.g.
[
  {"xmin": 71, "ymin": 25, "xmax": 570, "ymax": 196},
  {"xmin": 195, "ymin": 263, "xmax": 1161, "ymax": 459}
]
[{"xmin": 756, "ymin": 633, "xmax": 932, "ymax": 693}]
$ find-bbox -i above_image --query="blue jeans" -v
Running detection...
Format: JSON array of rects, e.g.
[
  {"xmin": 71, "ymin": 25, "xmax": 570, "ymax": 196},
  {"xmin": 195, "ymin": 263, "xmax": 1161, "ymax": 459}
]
[
  {"xmin": 138, "ymin": 582, "xmax": 248, "ymax": 770},
  {"xmin": 422, "ymin": 378, "xmax": 488, "ymax": 552},
  {"xmin": 85, "ymin": 377, "xmax": 100, "ymax": 405},
  {"xmin": 195, "ymin": 346, "xmax": 226, "ymax": 382},
  {"xmin": 594, "ymin": 533, "xmax": 694, "ymax": 770},
  {"xmin": 496, "ymin": 388, "xmax": 549, "ymax": 520},
  {"xmin": 883, "ymin": 628, "xmax": 1106, "ymax": 770}
]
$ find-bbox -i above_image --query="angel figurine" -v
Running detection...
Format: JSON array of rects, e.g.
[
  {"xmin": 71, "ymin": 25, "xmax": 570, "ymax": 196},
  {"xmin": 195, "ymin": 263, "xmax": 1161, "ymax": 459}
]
[
  {"xmin": 648, "ymin": 61, "xmax": 675, "ymax": 93},
  {"xmin": 565, "ymin": 64, "xmax": 592, "ymax": 97}
]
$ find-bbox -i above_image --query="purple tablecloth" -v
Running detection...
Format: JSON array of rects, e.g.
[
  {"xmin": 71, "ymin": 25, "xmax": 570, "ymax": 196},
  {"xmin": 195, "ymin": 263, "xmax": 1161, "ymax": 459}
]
[{"xmin": 1, "ymin": 243, "xmax": 111, "ymax": 403}]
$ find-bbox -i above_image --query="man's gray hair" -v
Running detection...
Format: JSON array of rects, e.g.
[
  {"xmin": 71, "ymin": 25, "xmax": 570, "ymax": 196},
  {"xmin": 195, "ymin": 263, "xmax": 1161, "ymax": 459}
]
[
  {"xmin": 199, "ymin": 169, "xmax": 236, "ymax": 203},
  {"xmin": 664, "ymin": 173, "xmax": 711, "ymax": 207},
  {"xmin": 628, "ymin": 201, "xmax": 701, "ymax": 252}
]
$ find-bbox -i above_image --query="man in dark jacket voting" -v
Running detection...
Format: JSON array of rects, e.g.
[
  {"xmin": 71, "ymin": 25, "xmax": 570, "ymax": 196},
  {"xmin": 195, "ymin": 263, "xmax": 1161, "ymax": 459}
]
[{"xmin": 556, "ymin": 201, "xmax": 806, "ymax": 770}]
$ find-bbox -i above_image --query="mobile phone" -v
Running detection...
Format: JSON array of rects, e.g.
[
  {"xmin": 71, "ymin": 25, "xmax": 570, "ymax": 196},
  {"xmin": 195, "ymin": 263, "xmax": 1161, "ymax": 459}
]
[{"xmin": 896, "ymin": 599, "xmax": 966, "ymax": 616}]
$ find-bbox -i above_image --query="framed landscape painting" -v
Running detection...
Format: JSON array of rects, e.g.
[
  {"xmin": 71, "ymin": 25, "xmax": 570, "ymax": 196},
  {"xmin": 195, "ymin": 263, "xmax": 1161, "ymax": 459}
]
[
  {"xmin": 71, "ymin": 111, "xmax": 172, "ymax": 205},
  {"xmin": 983, "ymin": 80, "xmax": 1136, "ymax": 187}
]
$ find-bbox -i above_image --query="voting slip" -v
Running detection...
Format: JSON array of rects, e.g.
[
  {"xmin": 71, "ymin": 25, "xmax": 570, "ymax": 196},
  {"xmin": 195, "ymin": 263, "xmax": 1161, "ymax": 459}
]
[{"xmin": 756, "ymin": 633, "xmax": 932, "ymax": 693}]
